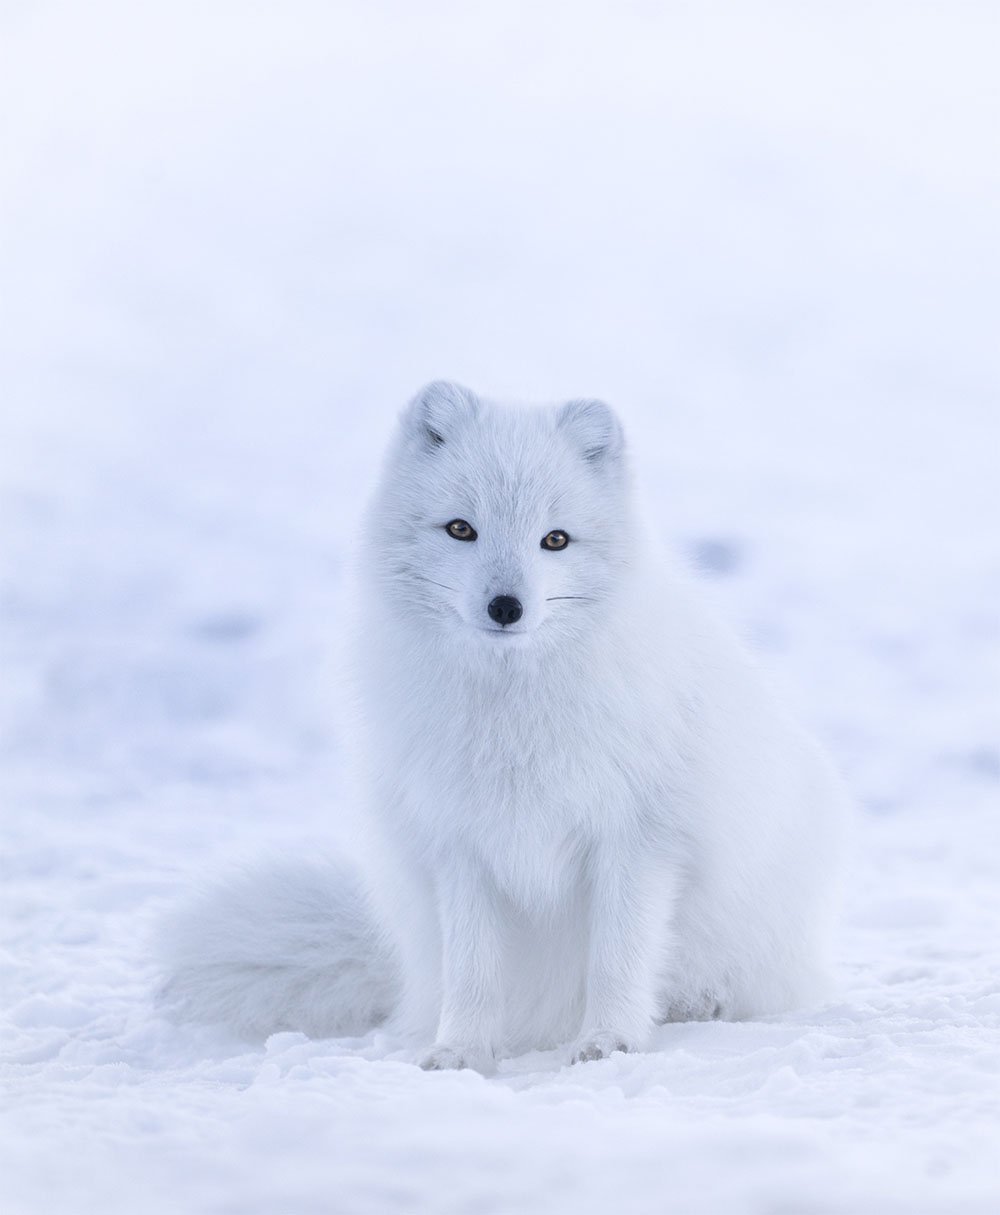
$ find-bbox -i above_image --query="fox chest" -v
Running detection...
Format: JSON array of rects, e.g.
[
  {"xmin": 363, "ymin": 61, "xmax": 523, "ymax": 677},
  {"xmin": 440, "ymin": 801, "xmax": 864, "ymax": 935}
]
[
  {"xmin": 379, "ymin": 653, "xmax": 667, "ymax": 899},
  {"xmin": 404, "ymin": 720, "xmax": 635, "ymax": 905}
]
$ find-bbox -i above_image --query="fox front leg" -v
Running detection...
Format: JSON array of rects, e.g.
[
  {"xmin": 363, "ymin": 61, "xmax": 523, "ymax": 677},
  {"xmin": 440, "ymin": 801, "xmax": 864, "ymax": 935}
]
[
  {"xmin": 572, "ymin": 847, "xmax": 677, "ymax": 1064},
  {"xmin": 419, "ymin": 859, "xmax": 504, "ymax": 1073}
]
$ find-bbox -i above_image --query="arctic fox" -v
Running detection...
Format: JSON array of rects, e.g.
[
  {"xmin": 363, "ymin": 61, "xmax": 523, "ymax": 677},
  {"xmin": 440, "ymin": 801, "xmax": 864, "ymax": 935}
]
[{"xmin": 161, "ymin": 382, "xmax": 845, "ymax": 1070}]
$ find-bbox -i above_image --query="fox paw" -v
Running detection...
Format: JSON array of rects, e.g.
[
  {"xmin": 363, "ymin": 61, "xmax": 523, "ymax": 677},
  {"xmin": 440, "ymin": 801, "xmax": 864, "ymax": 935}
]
[
  {"xmin": 571, "ymin": 1031, "xmax": 633, "ymax": 1064},
  {"xmin": 419, "ymin": 1044, "xmax": 495, "ymax": 1072},
  {"xmin": 419, "ymin": 1045, "xmax": 466, "ymax": 1071}
]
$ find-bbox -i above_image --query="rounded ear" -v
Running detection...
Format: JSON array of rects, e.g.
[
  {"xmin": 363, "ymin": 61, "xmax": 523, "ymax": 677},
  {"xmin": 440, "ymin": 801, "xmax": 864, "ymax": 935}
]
[
  {"xmin": 557, "ymin": 398, "xmax": 624, "ymax": 464},
  {"xmin": 403, "ymin": 381, "xmax": 479, "ymax": 449}
]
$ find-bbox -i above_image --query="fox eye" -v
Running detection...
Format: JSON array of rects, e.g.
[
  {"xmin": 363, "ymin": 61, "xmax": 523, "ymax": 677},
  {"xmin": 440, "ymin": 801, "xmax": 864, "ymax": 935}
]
[
  {"xmin": 446, "ymin": 519, "xmax": 477, "ymax": 541},
  {"xmin": 541, "ymin": 530, "xmax": 570, "ymax": 551}
]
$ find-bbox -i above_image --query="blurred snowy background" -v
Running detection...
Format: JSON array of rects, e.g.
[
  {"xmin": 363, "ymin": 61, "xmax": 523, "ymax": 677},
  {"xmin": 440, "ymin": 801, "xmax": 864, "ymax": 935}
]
[{"xmin": 1, "ymin": 2, "xmax": 998, "ymax": 1213}]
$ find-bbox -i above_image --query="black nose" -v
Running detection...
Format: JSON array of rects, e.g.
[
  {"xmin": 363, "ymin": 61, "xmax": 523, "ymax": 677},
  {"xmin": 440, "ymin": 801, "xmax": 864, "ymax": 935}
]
[{"xmin": 487, "ymin": 595, "xmax": 523, "ymax": 626}]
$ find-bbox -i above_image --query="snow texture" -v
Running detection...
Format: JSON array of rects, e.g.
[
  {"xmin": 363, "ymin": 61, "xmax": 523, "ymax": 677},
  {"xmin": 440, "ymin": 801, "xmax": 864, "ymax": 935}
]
[{"xmin": 1, "ymin": 3, "xmax": 998, "ymax": 1213}]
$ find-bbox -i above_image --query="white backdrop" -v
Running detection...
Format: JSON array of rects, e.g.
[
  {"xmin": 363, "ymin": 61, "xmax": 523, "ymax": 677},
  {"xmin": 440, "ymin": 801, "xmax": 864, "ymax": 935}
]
[{"xmin": 1, "ymin": 4, "xmax": 998, "ymax": 1213}]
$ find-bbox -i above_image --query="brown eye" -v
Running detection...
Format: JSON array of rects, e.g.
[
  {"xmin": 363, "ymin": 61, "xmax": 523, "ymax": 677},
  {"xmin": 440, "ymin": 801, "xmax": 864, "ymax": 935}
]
[
  {"xmin": 446, "ymin": 519, "xmax": 477, "ymax": 541},
  {"xmin": 541, "ymin": 530, "xmax": 570, "ymax": 551}
]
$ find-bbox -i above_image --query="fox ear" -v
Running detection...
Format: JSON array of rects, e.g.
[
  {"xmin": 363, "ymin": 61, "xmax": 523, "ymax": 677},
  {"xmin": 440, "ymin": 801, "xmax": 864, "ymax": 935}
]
[
  {"xmin": 404, "ymin": 381, "xmax": 479, "ymax": 449},
  {"xmin": 557, "ymin": 399, "xmax": 624, "ymax": 464}
]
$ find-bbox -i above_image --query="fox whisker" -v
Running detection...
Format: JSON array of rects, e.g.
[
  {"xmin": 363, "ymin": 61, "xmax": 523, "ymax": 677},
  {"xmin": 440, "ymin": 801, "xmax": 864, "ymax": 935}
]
[{"xmin": 415, "ymin": 575, "xmax": 457, "ymax": 592}]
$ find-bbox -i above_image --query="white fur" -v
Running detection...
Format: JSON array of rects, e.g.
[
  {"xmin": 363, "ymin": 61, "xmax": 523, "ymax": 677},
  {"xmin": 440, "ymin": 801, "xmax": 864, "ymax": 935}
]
[
  {"xmin": 160, "ymin": 382, "xmax": 845, "ymax": 1069},
  {"xmin": 158, "ymin": 859, "xmax": 398, "ymax": 1040}
]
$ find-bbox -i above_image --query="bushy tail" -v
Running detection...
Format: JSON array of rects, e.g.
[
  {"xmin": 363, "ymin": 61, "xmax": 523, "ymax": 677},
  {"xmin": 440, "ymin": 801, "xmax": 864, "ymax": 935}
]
[{"xmin": 157, "ymin": 858, "xmax": 400, "ymax": 1040}]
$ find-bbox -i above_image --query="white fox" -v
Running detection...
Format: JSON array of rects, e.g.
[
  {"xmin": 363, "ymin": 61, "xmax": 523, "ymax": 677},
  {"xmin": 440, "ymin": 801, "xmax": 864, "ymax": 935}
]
[{"xmin": 161, "ymin": 382, "xmax": 845, "ymax": 1070}]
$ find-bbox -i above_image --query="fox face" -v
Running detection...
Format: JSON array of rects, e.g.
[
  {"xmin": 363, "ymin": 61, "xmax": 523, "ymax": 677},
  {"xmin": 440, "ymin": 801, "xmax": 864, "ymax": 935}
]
[{"xmin": 370, "ymin": 382, "xmax": 635, "ymax": 649}]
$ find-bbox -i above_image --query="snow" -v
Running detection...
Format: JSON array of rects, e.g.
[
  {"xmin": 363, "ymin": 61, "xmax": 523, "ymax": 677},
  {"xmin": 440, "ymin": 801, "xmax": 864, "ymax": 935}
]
[{"xmin": 1, "ymin": 2, "xmax": 998, "ymax": 1212}]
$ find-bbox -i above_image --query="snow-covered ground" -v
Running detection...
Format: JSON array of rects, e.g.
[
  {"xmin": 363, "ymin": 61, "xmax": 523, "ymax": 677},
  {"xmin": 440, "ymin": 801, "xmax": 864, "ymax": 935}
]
[{"xmin": 2, "ymin": 3, "xmax": 998, "ymax": 1212}]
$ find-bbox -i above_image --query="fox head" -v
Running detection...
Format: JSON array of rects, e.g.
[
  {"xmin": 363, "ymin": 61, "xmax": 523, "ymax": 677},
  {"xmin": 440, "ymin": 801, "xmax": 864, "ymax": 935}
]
[{"xmin": 366, "ymin": 382, "xmax": 636, "ymax": 652}]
